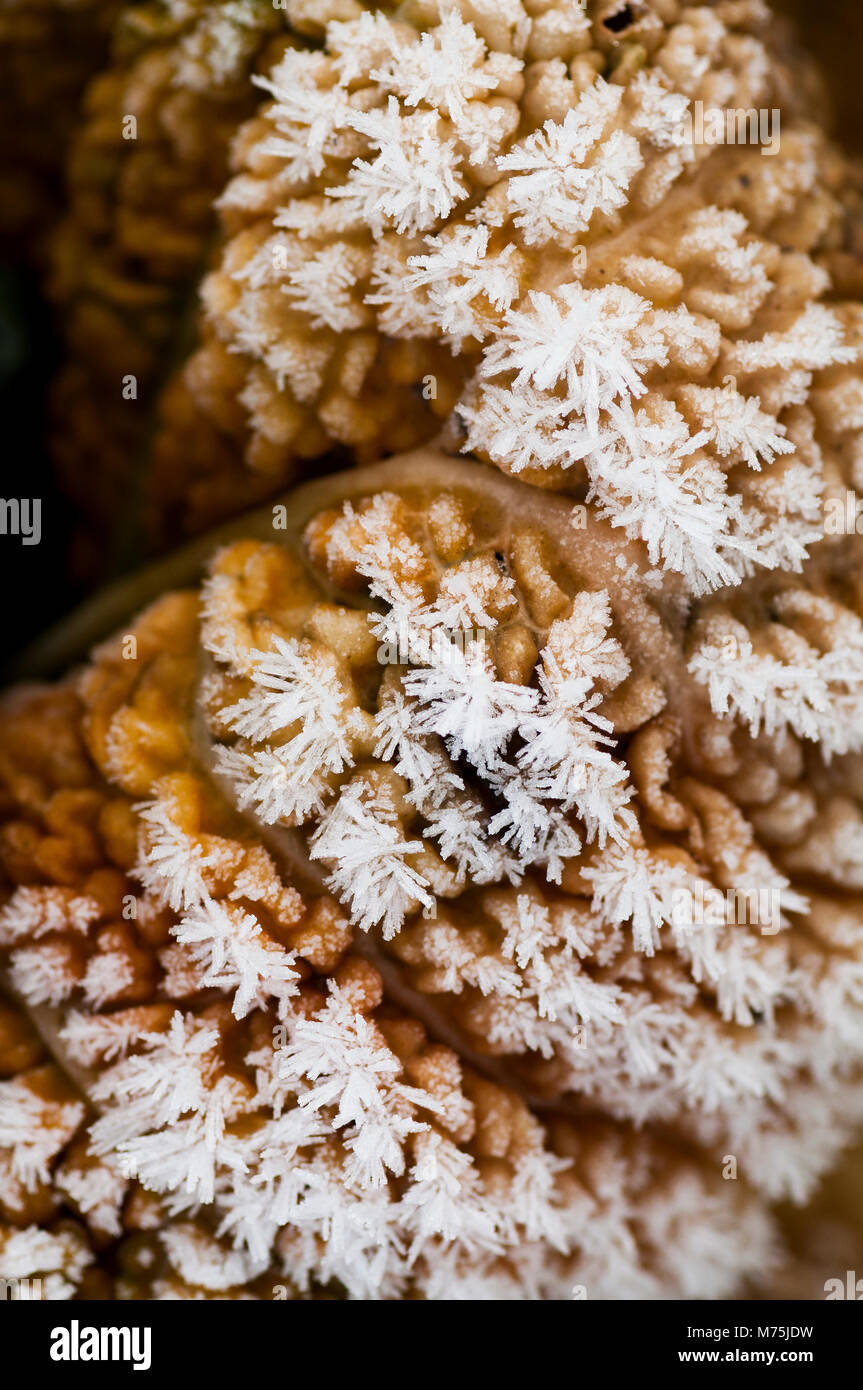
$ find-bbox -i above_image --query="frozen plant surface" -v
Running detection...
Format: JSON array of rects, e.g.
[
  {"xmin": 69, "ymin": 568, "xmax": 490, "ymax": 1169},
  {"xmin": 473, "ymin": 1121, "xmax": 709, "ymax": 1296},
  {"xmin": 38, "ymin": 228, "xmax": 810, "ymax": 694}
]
[
  {"xmin": 18, "ymin": 0, "xmax": 859, "ymax": 561},
  {"xmin": 2, "ymin": 451, "xmax": 863, "ymax": 1297},
  {"xmin": 3, "ymin": 0, "xmax": 863, "ymax": 1304},
  {"xmin": 143, "ymin": 0, "xmax": 863, "ymax": 578}
]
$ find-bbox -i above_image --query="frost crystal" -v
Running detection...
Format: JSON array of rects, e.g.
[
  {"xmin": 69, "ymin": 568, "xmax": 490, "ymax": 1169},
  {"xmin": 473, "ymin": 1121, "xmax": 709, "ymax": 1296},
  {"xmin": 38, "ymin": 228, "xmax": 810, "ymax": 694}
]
[{"xmin": 498, "ymin": 81, "xmax": 643, "ymax": 245}]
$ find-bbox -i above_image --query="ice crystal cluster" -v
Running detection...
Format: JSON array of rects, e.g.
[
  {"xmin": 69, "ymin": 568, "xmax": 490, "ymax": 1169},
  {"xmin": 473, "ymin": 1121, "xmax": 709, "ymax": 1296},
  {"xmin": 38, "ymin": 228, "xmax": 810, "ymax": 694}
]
[
  {"xmin": 13, "ymin": 0, "xmax": 863, "ymax": 565},
  {"xmin": 142, "ymin": 0, "xmax": 863, "ymax": 566},
  {"xmin": 3, "ymin": 0, "xmax": 863, "ymax": 1302},
  {"xmin": 1, "ymin": 447, "xmax": 863, "ymax": 1299}
]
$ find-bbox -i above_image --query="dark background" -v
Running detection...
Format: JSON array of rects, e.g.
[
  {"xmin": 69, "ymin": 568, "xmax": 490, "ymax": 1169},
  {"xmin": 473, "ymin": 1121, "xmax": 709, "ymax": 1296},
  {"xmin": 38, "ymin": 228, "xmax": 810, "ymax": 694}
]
[{"xmin": 0, "ymin": 265, "xmax": 83, "ymax": 666}]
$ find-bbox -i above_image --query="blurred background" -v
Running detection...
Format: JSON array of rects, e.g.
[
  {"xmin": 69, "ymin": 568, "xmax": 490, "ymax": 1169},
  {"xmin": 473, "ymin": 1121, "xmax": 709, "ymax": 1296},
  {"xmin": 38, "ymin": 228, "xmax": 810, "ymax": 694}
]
[{"xmin": 774, "ymin": 0, "xmax": 863, "ymax": 153}]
